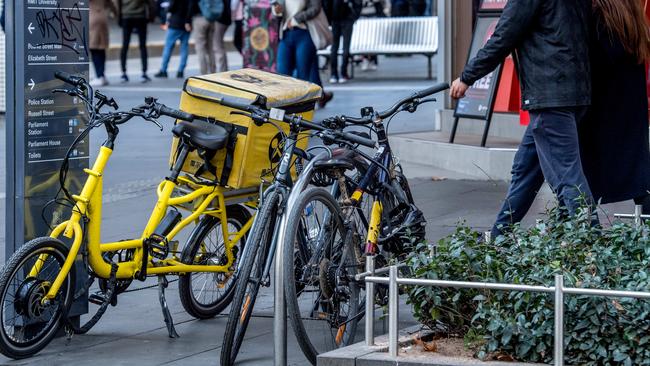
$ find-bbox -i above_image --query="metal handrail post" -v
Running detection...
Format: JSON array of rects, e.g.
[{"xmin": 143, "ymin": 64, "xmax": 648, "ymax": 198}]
[
  {"xmin": 554, "ymin": 275, "xmax": 564, "ymax": 366},
  {"xmin": 388, "ymin": 266, "xmax": 399, "ymax": 358},
  {"xmin": 273, "ymin": 151, "xmax": 331, "ymax": 366},
  {"xmin": 365, "ymin": 255, "xmax": 376, "ymax": 346},
  {"xmin": 635, "ymin": 205, "xmax": 643, "ymax": 227}
]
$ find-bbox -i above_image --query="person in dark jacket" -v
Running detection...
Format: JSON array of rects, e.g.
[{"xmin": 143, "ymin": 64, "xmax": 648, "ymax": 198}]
[
  {"xmin": 326, "ymin": 0, "xmax": 361, "ymax": 83},
  {"xmin": 118, "ymin": 0, "xmax": 152, "ymax": 83},
  {"xmin": 450, "ymin": 0, "xmax": 597, "ymax": 238},
  {"xmin": 579, "ymin": 0, "xmax": 650, "ymax": 214},
  {"xmin": 155, "ymin": 0, "xmax": 194, "ymax": 78}
]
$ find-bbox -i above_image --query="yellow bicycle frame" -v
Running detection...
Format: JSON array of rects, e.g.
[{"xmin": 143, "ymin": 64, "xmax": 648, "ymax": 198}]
[{"xmin": 37, "ymin": 145, "xmax": 256, "ymax": 302}]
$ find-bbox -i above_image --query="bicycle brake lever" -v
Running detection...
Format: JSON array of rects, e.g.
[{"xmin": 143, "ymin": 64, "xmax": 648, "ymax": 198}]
[{"xmin": 146, "ymin": 117, "xmax": 164, "ymax": 131}]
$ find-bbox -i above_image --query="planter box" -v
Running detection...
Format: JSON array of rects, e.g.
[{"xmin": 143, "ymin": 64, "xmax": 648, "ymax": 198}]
[{"xmin": 317, "ymin": 325, "xmax": 542, "ymax": 366}]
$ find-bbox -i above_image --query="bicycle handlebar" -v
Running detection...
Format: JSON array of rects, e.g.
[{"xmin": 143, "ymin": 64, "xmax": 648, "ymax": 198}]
[
  {"xmin": 55, "ymin": 71, "xmax": 86, "ymax": 87},
  {"xmin": 218, "ymin": 96, "xmax": 376, "ymax": 148},
  {"xmin": 157, "ymin": 103, "xmax": 195, "ymax": 122},
  {"xmin": 378, "ymin": 82, "xmax": 449, "ymax": 119}
]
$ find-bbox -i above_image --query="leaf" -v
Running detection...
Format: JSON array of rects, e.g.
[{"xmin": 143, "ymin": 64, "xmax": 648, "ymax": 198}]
[{"xmin": 501, "ymin": 326, "xmax": 513, "ymax": 344}]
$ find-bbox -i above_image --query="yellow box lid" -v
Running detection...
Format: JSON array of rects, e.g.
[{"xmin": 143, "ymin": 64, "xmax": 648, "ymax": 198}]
[{"xmin": 184, "ymin": 68, "xmax": 323, "ymax": 109}]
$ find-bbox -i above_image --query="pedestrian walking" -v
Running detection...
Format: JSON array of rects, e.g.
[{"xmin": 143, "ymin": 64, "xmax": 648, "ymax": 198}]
[
  {"xmin": 118, "ymin": 0, "xmax": 155, "ymax": 83},
  {"xmin": 90, "ymin": 0, "xmax": 118, "ymax": 86},
  {"xmin": 450, "ymin": 0, "xmax": 597, "ymax": 238},
  {"xmin": 325, "ymin": 0, "xmax": 362, "ymax": 84},
  {"xmin": 155, "ymin": 0, "xmax": 194, "ymax": 79},
  {"xmin": 273, "ymin": 0, "xmax": 334, "ymax": 108},
  {"xmin": 579, "ymin": 0, "xmax": 650, "ymax": 213}
]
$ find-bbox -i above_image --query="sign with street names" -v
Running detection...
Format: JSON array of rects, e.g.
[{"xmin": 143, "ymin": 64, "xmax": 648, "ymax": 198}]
[{"xmin": 7, "ymin": 0, "xmax": 90, "ymax": 315}]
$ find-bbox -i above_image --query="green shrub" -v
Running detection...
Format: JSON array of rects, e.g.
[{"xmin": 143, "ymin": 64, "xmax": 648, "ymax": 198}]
[{"xmin": 407, "ymin": 207, "xmax": 650, "ymax": 364}]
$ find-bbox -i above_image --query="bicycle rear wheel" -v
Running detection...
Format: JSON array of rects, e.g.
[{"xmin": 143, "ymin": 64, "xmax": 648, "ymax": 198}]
[
  {"xmin": 0, "ymin": 237, "xmax": 75, "ymax": 359},
  {"xmin": 283, "ymin": 187, "xmax": 361, "ymax": 365},
  {"xmin": 220, "ymin": 191, "xmax": 279, "ymax": 366}
]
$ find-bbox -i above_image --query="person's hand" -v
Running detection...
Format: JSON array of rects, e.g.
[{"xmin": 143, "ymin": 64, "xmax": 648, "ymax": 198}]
[
  {"xmin": 450, "ymin": 78, "xmax": 470, "ymax": 99},
  {"xmin": 287, "ymin": 17, "xmax": 293, "ymax": 28},
  {"xmin": 161, "ymin": 22, "xmax": 169, "ymax": 31},
  {"xmin": 185, "ymin": 23, "xmax": 192, "ymax": 32}
]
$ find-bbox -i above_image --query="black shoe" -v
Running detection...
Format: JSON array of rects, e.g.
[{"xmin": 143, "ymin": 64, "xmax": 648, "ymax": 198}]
[
  {"xmin": 120, "ymin": 74, "xmax": 129, "ymax": 83},
  {"xmin": 141, "ymin": 74, "xmax": 151, "ymax": 83},
  {"xmin": 154, "ymin": 71, "xmax": 168, "ymax": 78},
  {"xmin": 176, "ymin": 71, "xmax": 184, "ymax": 79}
]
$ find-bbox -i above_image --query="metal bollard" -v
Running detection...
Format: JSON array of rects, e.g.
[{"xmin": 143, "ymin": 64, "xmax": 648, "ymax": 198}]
[
  {"xmin": 554, "ymin": 275, "xmax": 564, "ymax": 366},
  {"xmin": 388, "ymin": 266, "xmax": 399, "ymax": 358},
  {"xmin": 635, "ymin": 205, "xmax": 643, "ymax": 228},
  {"xmin": 365, "ymin": 255, "xmax": 376, "ymax": 346}
]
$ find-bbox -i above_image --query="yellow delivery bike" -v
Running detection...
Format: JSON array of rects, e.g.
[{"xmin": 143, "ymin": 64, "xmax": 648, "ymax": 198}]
[{"xmin": 0, "ymin": 72, "xmax": 257, "ymax": 359}]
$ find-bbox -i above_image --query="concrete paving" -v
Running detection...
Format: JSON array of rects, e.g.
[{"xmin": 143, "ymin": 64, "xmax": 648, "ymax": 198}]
[{"xmin": 0, "ymin": 52, "xmax": 640, "ymax": 365}]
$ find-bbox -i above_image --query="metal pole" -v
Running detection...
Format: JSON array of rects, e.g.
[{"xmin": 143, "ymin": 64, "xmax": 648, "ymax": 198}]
[
  {"xmin": 554, "ymin": 275, "xmax": 564, "ymax": 366},
  {"xmin": 273, "ymin": 248, "xmax": 286, "ymax": 366},
  {"xmin": 273, "ymin": 151, "xmax": 331, "ymax": 366},
  {"xmin": 635, "ymin": 205, "xmax": 643, "ymax": 227},
  {"xmin": 365, "ymin": 255, "xmax": 376, "ymax": 346},
  {"xmin": 484, "ymin": 231, "xmax": 491, "ymax": 243},
  {"xmin": 388, "ymin": 266, "xmax": 399, "ymax": 358}
]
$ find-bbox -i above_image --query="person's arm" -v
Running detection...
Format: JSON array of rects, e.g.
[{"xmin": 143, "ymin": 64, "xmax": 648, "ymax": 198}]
[
  {"xmin": 451, "ymin": 0, "xmax": 542, "ymax": 98},
  {"xmin": 294, "ymin": 0, "xmax": 322, "ymax": 24}
]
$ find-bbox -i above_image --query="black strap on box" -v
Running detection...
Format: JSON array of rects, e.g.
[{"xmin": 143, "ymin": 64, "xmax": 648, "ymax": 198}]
[{"xmin": 193, "ymin": 122, "xmax": 237, "ymax": 186}]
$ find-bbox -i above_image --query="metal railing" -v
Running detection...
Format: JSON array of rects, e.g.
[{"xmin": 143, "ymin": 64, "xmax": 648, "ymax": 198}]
[
  {"xmin": 362, "ymin": 255, "xmax": 650, "ymax": 366},
  {"xmin": 615, "ymin": 204, "xmax": 650, "ymax": 227}
]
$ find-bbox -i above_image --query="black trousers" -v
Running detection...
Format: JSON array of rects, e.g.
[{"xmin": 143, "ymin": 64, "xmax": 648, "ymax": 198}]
[
  {"xmin": 330, "ymin": 19, "xmax": 354, "ymax": 78},
  {"xmin": 120, "ymin": 18, "xmax": 148, "ymax": 74},
  {"xmin": 90, "ymin": 49, "xmax": 106, "ymax": 78},
  {"xmin": 234, "ymin": 20, "xmax": 244, "ymax": 54}
]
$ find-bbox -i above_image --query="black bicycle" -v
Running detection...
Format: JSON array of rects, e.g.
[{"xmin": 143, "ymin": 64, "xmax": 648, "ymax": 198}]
[
  {"xmin": 216, "ymin": 97, "xmax": 376, "ymax": 366},
  {"xmin": 281, "ymin": 83, "xmax": 450, "ymax": 364}
]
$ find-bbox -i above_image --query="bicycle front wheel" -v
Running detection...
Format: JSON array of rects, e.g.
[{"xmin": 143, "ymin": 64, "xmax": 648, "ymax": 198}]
[
  {"xmin": 283, "ymin": 187, "xmax": 361, "ymax": 365},
  {"xmin": 0, "ymin": 237, "xmax": 75, "ymax": 359},
  {"xmin": 179, "ymin": 204, "xmax": 252, "ymax": 319},
  {"xmin": 220, "ymin": 191, "xmax": 280, "ymax": 366}
]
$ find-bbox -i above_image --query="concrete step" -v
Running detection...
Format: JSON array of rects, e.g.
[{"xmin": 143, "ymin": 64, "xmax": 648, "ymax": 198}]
[{"xmin": 391, "ymin": 131, "xmax": 519, "ymax": 181}]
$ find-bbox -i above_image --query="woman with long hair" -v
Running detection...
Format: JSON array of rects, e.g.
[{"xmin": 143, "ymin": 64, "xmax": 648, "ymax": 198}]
[{"xmin": 579, "ymin": 0, "xmax": 650, "ymax": 213}]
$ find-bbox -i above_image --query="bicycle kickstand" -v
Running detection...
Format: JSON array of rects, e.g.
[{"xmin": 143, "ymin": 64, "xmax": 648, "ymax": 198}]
[{"xmin": 157, "ymin": 275, "xmax": 180, "ymax": 338}]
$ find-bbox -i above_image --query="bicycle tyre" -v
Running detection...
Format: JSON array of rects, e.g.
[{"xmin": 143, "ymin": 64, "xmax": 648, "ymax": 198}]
[
  {"xmin": 220, "ymin": 190, "xmax": 280, "ymax": 366},
  {"xmin": 283, "ymin": 187, "xmax": 361, "ymax": 365},
  {"xmin": 0, "ymin": 237, "xmax": 75, "ymax": 359},
  {"xmin": 179, "ymin": 205, "xmax": 252, "ymax": 319}
]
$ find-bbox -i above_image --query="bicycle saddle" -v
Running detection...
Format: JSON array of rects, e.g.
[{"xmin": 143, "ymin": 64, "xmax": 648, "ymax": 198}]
[{"xmin": 172, "ymin": 120, "xmax": 229, "ymax": 151}]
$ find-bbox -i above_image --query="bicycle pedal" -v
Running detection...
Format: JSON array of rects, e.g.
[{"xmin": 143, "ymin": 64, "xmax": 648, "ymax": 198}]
[{"xmin": 88, "ymin": 293, "xmax": 106, "ymax": 305}]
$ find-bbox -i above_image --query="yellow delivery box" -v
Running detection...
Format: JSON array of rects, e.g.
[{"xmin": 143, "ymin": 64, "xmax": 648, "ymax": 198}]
[{"xmin": 171, "ymin": 69, "xmax": 322, "ymax": 189}]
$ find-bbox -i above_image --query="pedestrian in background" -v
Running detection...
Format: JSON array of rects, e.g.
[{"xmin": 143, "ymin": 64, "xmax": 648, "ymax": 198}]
[
  {"xmin": 358, "ymin": 0, "xmax": 385, "ymax": 71},
  {"xmin": 118, "ymin": 0, "xmax": 155, "ymax": 83},
  {"xmin": 192, "ymin": 0, "xmax": 231, "ymax": 74},
  {"xmin": 231, "ymin": 0, "xmax": 245, "ymax": 54},
  {"xmin": 451, "ymin": 0, "xmax": 597, "ymax": 238},
  {"xmin": 90, "ymin": 0, "xmax": 118, "ymax": 86},
  {"xmin": 192, "ymin": 2, "xmax": 216, "ymax": 74},
  {"xmin": 212, "ymin": 0, "xmax": 232, "ymax": 73},
  {"xmin": 273, "ymin": 0, "xmax": 334, "ymax": 108},
  {"xmin": 325, "ymin": 0, "xmax": 362, "ymax": 84},
  {"xmin": 579, "ymin": 0, "xmax": 650, "ymax": 213},
  {"xmin": 155, "ymin": 0, "xmax": 193, "ymax": 79}
]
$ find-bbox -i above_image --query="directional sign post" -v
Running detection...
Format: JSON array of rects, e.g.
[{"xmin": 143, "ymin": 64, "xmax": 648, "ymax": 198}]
[{"xmin": 6, "ymin": 0, "xmax": 90, "ymax": 317}]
